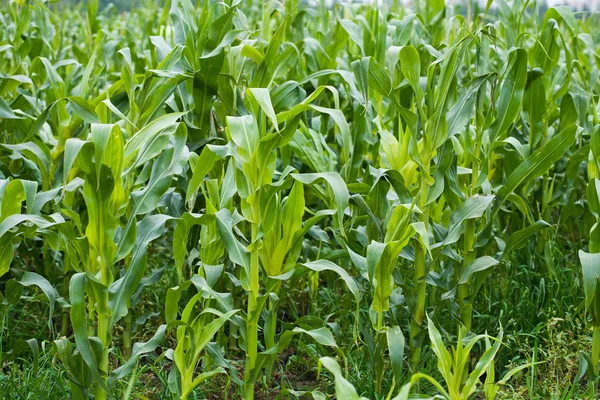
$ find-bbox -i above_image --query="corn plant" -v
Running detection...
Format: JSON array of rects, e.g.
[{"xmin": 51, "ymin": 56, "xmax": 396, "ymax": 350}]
[
  {"xmin": 183, "ymin": 85, "xmax": 357, "ymax": 397},
  {"xmin": 392, "ymin": 317, "xmax": 532, "ymax": 400},
  {"xmin": 579, "ymin": 128, "xmax": 600, "ymax": 389},
  {"xmin": 56, "ymin": 109, "xmax": 189, "ymax": 398},
  {"xmin": 164, "ymin": 275, "xmax": 238, "ymax": 400}
]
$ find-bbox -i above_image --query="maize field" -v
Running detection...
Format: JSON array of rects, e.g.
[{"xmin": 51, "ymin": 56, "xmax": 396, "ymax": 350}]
[{"xmin": 1, "ymin": 0, "xmax": 600, "ymax": 398}]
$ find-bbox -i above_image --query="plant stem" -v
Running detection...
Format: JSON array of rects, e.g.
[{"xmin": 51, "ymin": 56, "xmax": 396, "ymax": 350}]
[
  {"xmin": 309, "ymin": 271, "xmax": 319, "ymax": 313},
  {"xmin": 96, "ymin": 312, "xmax": 110, "ymax": 400},
  {"xmin": 123, "ymin": 311, "xmax": 132, "ymax": 359},
  {"xmin": 95, "ymin": 257, "xmax": 110, "ymax": 400},
  {"xmin": 458, "ymin": 144, "xmax": 480, "ymax": 334},
  {"xmin": 243, "ymin": 201, "xmax": 261, "ymax": 400},
  {"xmin": 264, "ymin": 282, "xmax": 282, "ymax": 382},
  {"xmin": 457, "ymin": 219, "xmax": 476, "ymax": 387},
  {"xmin": 229, "ymin": 292, "xmax": 238, "ymax": 351},
  {"xmin": 410, "ymin": 242, "xmax": 426, "ymax": 370},
  {"xmin": 0, "ymin": 309, "xmax": 4, "ymax": 361},
  {"xmin": 592, "ymin": 325, "xmax": 600, "ymax": 375},
  {"xmin": 459, "ymin": 219, "xmax": 475, "ymax": 333},
  {"xmin": 61, "ymin": 275, "xmax": 70, "ymax": 336},
  {"xmin": 410, "ymin": 165, "xmax": 430, "ymax": 370}
]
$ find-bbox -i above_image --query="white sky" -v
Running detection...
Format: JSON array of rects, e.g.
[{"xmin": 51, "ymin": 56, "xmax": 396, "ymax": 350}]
[
  {"xmin": 326, "ymin": 0, "xmax": 600, "ymax": 11},
  {"xmin": 449, "ymin": 0, "xmax": 597, "ymax": 9},
  {"xmin": 343, "ymin": 0, "xmax": 599, "ymax": 11},
  {"xmin": 470, "ymin": 0, "xmax": 598, "ymax": 10}
]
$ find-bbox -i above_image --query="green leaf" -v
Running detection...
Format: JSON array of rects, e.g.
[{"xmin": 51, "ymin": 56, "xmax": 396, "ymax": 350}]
[
  {"xmin": 0, "ymin": 214, "xmax": 56, "ymax": 238},
  {"xmin": 427, "ymin": 316, "xmax": 453, "ymax": 384},
  {"xmin": 250, "ymin": 16, "xmax": 289, "ymax": 87},
  {"xmin": 109, "ymin": 325, "xmax": 166, "ymax": 385},
  {"xmin": 19, "ymin": 272, "xmax": 57, "ymax": 331},
  {"xmin": 185, "ymin": 146, "xmax": 219, "ymax": 209},
  {"xmin": 487, "ymin": 48, "xmax": 528, "ymax": 145},
  {"xmin": 580, "ymin": 250, "xmax": 600, "ymax": 309},
  {"xmin": 498, "ymin": 124, "xmax": 577, "ymax": 200},
  {"xmin": 173, "ymin": 213, "xmax": 214, "ymax": 280},
  {"xmin": 339, "ymin": 19, "xmax": 364, "ymax": 54},
  {"xmin": 0, "ymin": 179, "xmax": 35, "ymax": 220},
  {"xmin": 399, "ymin": 46, "xmax": 423, "ymax": 110},
  {"xmin": 63, "ymin": 138, "xmax": 89, "ymax": 184},
  {"xmin": 503, "ymin": 220, "xmax": 552, "ymax": 256},
  {"xmin": 292, "ymin": 327, "xmax": 337, "ymax": 347},
  {"xmin": 82, "ymin": 164, "xmax": 118, "ymax": 271},
  {"xmin": 352, "ymin": 57, "xmax": 370, "ymax": 107},
  {"xmin": 447, "ymin": 74, "xmax": 494, "ymax": 139},
  {"xmin": 215, "ymin": 209, "xmax": 251, "ymax": 288},
  {"xmin": 387, "ymin": 326, "xmax": 405, "ymax": 384},
  {"xmin": 462, "ymin": 330, "xmax": 503, "ymax": 398},
  {"xmin": 302, "ymin": 260, "xmax": 359, "ymax": 303},
  {"xmin": 228, "ymin": 115, "xmax": 260, "ymax": 164},
  {"xmin": 124, "ymin": 112, "xmax": 186, "ymax": 165},
  {"xmin": 248, "ymin": 88, "xmax": 279, "ymax": 132},
  {"xmin": 109, "ymin": 215, "xmax": 174, "ymax": 327},
  {"xmin": 319, "ymin": 357, "xmax": 360, "ymax": 400},
  {"xmin": 69, "ymin": 273, "xmax": 110, "ymax": 393},
  {"xmin": 291, "ymin": 173, "xmax": 349, "ymax": 234},
  {"xmin": 458, "ymin": 256, "xmax": 500, "ymax": 285},
  {"xmin": 443, "ymin": 195, "xmax": 495, "ymax": 246}
]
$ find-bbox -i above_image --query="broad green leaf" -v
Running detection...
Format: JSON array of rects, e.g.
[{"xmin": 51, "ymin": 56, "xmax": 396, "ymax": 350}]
[
  {"xmin": 19, "ymin": 272, "xmax": 57, "ymax": 331},
  {"xmin": 109, "ymin": 215, "xmax": 174, "ymax": 327},
  {"xmin": 399, "ymin": 46, "xmax": 423, "ymax": 110},
  {"xmin": 69, "ymin": 273, "xmax": 109, "ymax": 392},
  {"xmin": 228, "ymin": 115, "xmax": 259, "ymax": 164},
  {"xmin": 291, "ymin": 173, "xmax": 348, "ymax": 234},
  {"xmin": 302, "ymin": 260, "xmax": 359, "ymax": 303},
  {"xmin": 339, "ymin": 19, "xmax": 364, "ymax": 54},
  {"xmin": 503, "ymin": 220, "xmax": 552, "ymax": 256},
  {"xmin": 462, "ymin": 330, "xmax": 503, "ymax": 398},
  {"xmin": 447, "ymin": 74, "xmax": 494, "ymax": 138},
  {"xmin": 63, "ymin": 138, "xmax": 89, "ymax": 184},
  {"xmin": 444, "ymin": 195, "xmax": 495, "ymax": 246},
  {"xmin": 292, "ymin": 327, "xmax": 337, "ymax": 347},
  {"xmin": 319, "ymin": 357, "xmax": 360, "ymax": 400},
  {"xmin": 109, "ymin": 325, "xmax": 167, "ymax": 385},
  {"xmin": 124, "ymin": 112, "xmax": 186, "ymax": 164},
  {"xmin": 427, "ymin": 316, "xmax": 453, "ymax": 385},
  {"xmin": 215, "ymin": 209, "xmax": 251, "ymax": 288},
  {"xmin": 248, "ymin": 88, "xmax": 278, "ymax": 132},
  {"xmin": 498, "ymin": 124, "xmax": 577, "ymax": 199},
  {"xmin": 387, "ymin": 326, "xmax": 405, "ymax": 383},
  {"xmin": 458, "ymin": 256, "xmax": 500, "ymax": 285},
  {"xmin": 82, "ymin": 164, "xmax": 118, "ymax": 272},
  {"xmin": 0, "ymin": 214, "xmax": 56, "ymax": 239},
  {"xmin": 580, "ymin": 250, "xmax": 600, "ymax": 309},
  {"xmin": 487, "ymin": 48, "xmax": 528, "ymax": 145}
]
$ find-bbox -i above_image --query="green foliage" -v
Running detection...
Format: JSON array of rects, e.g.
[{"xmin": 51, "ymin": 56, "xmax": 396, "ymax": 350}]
[{"xmin": 0, "ymin": 0, "xmax": 599, "ymax": 399}]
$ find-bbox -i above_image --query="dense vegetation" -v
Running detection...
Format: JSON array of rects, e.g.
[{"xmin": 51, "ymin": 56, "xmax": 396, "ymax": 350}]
[
  {"xmin": 1, "ymin": 0, "xmax": 600, "ymax": 399},
  {"xmin": 63, "ymin": 0, "xmax": 140, "ymax": 11}
]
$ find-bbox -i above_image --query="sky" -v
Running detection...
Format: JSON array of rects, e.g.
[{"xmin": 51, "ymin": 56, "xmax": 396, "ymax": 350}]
[
  {"xmin": 360, "ymin": 0, "xmax": 600, "ymax": 12},
  {"xmin": 465, "ymin": 0, "xmax": 598, "ymax": 10}
]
